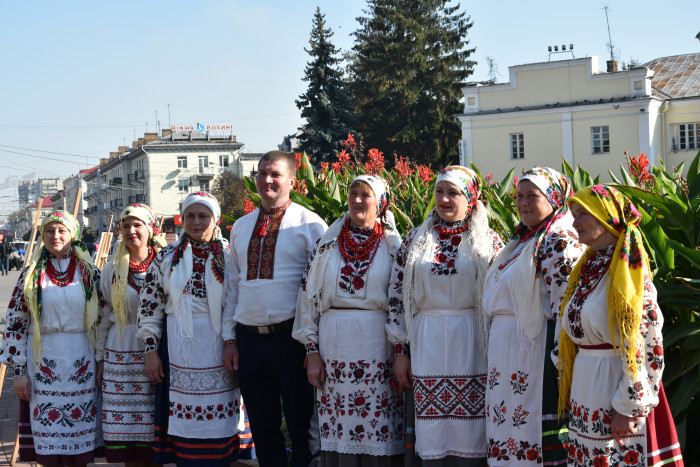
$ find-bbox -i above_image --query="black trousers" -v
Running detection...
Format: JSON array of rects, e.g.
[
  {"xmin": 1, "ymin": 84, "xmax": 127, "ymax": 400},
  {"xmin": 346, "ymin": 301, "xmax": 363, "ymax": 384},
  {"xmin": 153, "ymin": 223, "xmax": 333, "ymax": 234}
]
[{"xmin": 237, "ymin": 324, "xmax": 315, "ymax": 466}]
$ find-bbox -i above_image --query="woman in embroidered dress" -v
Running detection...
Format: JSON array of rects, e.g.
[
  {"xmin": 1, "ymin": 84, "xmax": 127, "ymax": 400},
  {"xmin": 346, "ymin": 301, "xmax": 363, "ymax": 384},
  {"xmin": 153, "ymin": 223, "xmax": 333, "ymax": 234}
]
[
  {"xmin": 0, "ymin": 210, "xmax": 102, "ymax": 466},
  {"xmin": 137, "ymin": 192, "xmax": 253, "ymax": 466},
  {"xmin": 387, "ymin": 166, "xmax": 504, "ymax": 466},
  {"xmin": 557, "ymin": 185, "xmax": 682, "ymax": 467},
  {"xmin": 293, "ymin": 175, "xmax": 404, "ymax": 466},
  {"xmin": 482, "ymin": 168, "xmax": 584, "ymax": 466},
  {"xmin": 96, "ymin": 204, "xmax": 164, "ymax": 466}
]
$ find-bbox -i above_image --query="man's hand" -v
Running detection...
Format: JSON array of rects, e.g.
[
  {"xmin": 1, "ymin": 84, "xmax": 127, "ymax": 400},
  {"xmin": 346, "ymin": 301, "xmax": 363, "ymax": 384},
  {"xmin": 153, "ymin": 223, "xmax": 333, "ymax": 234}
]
[
  {"xmin": 223, "ymin": 342, "xmax": 239, "ymax": 372},
  {"xmin": 145, "ymin": 351, "xmax": 164, "ymax": 383},
  {"xmin": 14, "ymin": 376, "xmax": 31, "ymax": 401},
  {"xmin": 304, "ymin": 352, "xmax": 326, "ymax": 390}
]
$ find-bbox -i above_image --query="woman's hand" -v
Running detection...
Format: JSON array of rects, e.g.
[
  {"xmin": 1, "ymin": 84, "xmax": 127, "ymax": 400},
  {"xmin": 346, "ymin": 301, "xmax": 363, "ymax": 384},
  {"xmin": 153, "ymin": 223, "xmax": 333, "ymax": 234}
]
[
  {"xmin": 222, "ymin": 342, "xmax": 239, "ymax": 372},
  {"xmin": 13, "ymin": 376, "xmax": 31, "ymax": 401},
  {"xmin": 96, "ymin": 362, "xmax": 104, "ymax": 389},
  {"xmin": 611, "ymin": 410, "xmax": 639, "ymax": 446},
  {"xmin": 394, "ymin": 355, "xmax": 413, "ymax": 391},
  {"xmin": 305, "ymin": 352, "xmax": 326, "ymax": 390},
  {"xmin": 145, "ymin": 351, "xmax": 164, "ymax": 383}
]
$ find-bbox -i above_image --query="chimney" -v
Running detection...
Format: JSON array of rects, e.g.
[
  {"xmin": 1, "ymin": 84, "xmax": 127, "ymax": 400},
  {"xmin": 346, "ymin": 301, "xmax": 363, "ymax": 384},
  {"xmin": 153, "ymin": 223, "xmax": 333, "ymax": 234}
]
[
  {"xmin": 162, "ymin": 128, "xmax": 172, "ymax": 138},
  {"xmin": 100, "ymin": 158, "xmax": 109, "ymax": 166},
  {"xmin": 118, "ymin": 146, "xmax": 128, "ymax": 154},
  {"xmin": 607, "ymin": 60, "xmax": 618, "ymax": 72},
  {"xmin": 145, "ymin": 132, "xmax": 159, "ymax": 143},
  {"xmin": 110, "ymin": 152, "xmax": 119, "ymax": 159}
]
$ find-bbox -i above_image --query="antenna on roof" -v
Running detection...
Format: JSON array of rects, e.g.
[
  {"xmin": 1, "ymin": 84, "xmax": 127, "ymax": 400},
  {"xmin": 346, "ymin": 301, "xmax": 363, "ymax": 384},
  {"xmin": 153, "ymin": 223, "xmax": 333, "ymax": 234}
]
[{"xmin": 602, "ymin": 5, "xmax": 615, "ymax": 61}]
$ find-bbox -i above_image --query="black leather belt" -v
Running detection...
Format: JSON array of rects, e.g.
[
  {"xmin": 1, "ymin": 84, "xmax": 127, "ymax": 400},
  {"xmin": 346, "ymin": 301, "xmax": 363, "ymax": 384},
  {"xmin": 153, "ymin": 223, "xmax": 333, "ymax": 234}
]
[{"xmin": 238, "ymin": 317, "xmax": 294, "ymax": 335}]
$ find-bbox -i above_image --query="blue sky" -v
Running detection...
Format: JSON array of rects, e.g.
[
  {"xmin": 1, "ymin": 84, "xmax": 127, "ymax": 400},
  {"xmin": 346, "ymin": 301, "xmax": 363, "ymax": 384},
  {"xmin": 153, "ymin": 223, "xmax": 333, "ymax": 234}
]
[{"xmin": 0, "ymin": 0, "xmax": 697, "ymax": 218}]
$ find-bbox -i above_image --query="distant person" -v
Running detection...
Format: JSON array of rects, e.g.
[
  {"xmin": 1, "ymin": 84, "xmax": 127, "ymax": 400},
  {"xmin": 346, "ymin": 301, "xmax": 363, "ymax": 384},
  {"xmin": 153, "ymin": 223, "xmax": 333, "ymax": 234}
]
[
  {"xmin": 0, "ymin": 211, "xmax": 103, "ymax": 465},
  {"xmin": 0, "ymin": 238, "xmax": 10, "ymax": 275}
]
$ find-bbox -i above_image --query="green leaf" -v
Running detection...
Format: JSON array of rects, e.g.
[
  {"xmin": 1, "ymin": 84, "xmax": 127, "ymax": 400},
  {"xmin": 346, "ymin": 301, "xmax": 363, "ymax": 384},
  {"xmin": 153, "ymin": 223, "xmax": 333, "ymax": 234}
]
[
  {"xmin": 244, "ymin": 176, "xmax": 257, "ymax": 193},
  {"xmin": 608, "ymin": 170, "xmax": 622, "ymax": 184},
  {"xmin": 289, "ymin": 191, "xmax": 315, "ymax": 211},
  {"xmin": 669, "ymin": 369, "xmax": 700, "ymax": 418},
  {"xmin": 392, "ymin": 205, "xmax": 414, "ymax": 233},
  {"xmin": 664, "ymin": 322, "xmax": 700, "ymax": 347},
  {"xmin": 299, "ymin": 152, "xmax": 316, "ymax": 184},
  {"xmin": 638, "ymin": 208, "xmax": 674, "ymax": 271},
  {"xmin": 686, "ymin": 149, "xmax": 700, "ymax": 187},
  {"xmin": 496, "ymin": 167, "xmax": 516, "ymax": 199},
  {"xmin": 667, "ymin": 239, "xmax": 700, "ymax": 269}
]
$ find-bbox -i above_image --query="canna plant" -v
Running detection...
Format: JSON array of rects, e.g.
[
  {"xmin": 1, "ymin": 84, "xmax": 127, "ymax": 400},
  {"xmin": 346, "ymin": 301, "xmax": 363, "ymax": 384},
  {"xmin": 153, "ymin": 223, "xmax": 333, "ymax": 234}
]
[{"xmin": 238, "ymin": 140, "xmax": 698, "ymax": 462}]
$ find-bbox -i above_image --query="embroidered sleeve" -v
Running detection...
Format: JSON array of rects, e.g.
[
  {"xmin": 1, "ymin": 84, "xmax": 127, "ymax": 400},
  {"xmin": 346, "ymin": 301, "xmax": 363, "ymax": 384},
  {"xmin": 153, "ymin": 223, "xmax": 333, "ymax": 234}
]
[
  {"xmin": 223, "ymin": 224, "xmax": 243, "ymax": 341},
  {"xmin": 541, "ymin": 229, "xmax": 584, "ymax": 369},
  {"xmin": 488, "ymin": 228, "xmax": 506, "ymax": 256},
  {"xmin": 95, "ymin": 264, "xmax": 113, "ymax": 362},
  {"xmin": 612, "ymin": 271, "xmax": 663, "ymax": 418},
  {"xmin": 385, "ymin": 228, "xmax": 417, "ymax": 353},
  {"xmin": 137, "ymin": 250, "xmax": 168, "ymax": 353},
  {"xmin": 0, "ymin": 270, "xmax": 30, "ymax": 376},
  {"xmin": 292, "ymin": 239, "xmax": 322, "ymax": 353}
]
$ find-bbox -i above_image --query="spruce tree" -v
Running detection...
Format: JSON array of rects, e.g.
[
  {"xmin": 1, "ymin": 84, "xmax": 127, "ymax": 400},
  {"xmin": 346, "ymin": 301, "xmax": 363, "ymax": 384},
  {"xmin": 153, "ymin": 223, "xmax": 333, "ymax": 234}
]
[
  {"xmin": 350, "ymin": 0, "xmax": 476, "ymax": 166},
  {"xmin": 296, "ymin": 7, "xmax": 356, "ymax": 166}
]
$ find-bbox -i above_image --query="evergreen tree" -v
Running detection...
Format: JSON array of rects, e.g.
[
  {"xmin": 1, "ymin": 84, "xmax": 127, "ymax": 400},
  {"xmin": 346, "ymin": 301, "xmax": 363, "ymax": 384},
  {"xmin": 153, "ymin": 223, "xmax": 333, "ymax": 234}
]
[
  {"xmin": 296, "ymin": 8, "xmax": 356, "ymax": 166},
  {"xmin": 350, "ymin": 0, "xmax": 475, "ymax": 166}
]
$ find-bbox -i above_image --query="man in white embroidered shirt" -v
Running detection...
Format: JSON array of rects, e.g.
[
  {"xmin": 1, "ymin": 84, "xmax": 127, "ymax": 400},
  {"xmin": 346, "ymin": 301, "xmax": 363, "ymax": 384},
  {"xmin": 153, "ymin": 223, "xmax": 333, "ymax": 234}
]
[{"xmin": 223, "ymin": 151, "xmax": 327, "ymax": 466}]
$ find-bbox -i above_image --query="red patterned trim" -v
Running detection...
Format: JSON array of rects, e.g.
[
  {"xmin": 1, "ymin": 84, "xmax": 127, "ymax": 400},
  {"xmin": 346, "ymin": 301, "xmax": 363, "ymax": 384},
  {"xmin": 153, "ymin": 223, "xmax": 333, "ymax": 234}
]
[
  {"xmin": 246, "ymin": 200, "xmax": 290, "ymax": 280},
  {"xmin": 394, "ymin": 343, "xmax": 410, "ymax": 356},
  {"xmin": 414, "ymin": 374, "xmax": 486, "ymax": 419}
]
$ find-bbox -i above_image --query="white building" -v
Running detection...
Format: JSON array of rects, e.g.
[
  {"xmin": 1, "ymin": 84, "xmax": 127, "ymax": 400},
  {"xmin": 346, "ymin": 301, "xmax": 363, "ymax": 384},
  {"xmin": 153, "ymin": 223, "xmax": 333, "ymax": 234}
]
[
  {"xmin": 83, "ymin": 130, "xmax": 260, "ymax": 236},
  {"xmin": 457, "ymin": 53, "xmax": 700, "ymax": 179}
]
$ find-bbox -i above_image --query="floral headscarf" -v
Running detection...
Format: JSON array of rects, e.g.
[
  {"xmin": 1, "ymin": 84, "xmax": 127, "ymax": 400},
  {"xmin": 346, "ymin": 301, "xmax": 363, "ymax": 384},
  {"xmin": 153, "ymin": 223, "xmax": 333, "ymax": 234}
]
[
  {"xmin": 513, "ymin": 167, "xmax": 574, "ymax": 274},
  {"xmin": 435, "ymin": 166, "xmax": 481, "ymax": 214},
  {"xmin": 24, "ymin": 210, "xmax": 98, "ymax": 363},
  {"xmin": 111, "ymin": 204, "xmax": 165, "ymax": 332},
  {"xmin": 558, "ymin": 185, "xmax": 648, "ymax": 416}
]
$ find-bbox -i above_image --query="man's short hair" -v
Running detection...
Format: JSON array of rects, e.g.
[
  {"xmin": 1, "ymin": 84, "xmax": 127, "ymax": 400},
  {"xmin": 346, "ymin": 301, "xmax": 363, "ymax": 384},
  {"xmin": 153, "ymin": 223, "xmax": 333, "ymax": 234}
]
[{"xmin": 259, "ymin": 151, "xmax": 297, "ymax": 178}]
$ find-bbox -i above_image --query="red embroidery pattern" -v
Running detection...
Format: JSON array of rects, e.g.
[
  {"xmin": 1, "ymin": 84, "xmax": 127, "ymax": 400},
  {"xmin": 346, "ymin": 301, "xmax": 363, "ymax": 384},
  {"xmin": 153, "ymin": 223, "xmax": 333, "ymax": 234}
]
[
  {"xmin": 247, "ymin": 201, "xmax": 290, "ymax": 280},
  {"xmin": 414, "ymin": 374, "xmax": 486, "ymax": 419},
  {"xmin": 488, "ymin": 437, "xmax": 543, "ymax": 464}
]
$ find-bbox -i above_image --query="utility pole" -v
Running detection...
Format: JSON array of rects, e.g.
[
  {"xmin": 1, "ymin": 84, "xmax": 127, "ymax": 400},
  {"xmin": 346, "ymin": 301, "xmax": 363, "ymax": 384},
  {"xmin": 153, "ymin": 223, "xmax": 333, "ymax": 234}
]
[{"xmin": 97, "ymin": 168, "xmax": 103, "ymax": 238}]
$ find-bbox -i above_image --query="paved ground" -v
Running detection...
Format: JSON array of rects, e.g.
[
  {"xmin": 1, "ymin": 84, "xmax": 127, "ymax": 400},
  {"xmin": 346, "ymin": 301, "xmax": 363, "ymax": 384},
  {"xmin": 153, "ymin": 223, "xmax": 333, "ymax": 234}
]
[{"xmin": 0, "ymin": 269, "xmax": 257, "ymax": 466}]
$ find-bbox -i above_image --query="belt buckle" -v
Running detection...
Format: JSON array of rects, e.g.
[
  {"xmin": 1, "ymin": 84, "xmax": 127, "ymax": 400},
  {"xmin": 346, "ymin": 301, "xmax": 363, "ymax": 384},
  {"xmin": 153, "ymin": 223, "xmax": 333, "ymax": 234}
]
[{"xmin": 257, "ymin": 326, "xmax": 270, "ymax": 335}]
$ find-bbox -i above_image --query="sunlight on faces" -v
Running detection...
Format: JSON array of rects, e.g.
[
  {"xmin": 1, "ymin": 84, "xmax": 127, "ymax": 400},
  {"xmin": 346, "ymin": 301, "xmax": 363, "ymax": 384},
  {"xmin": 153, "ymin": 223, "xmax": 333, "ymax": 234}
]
[
  {"xmin": 43, "ymin": 222, "xmax": 72, "ymax": 257},
  {"xmin": 120, "ymin": 217, "xmax": 150, "ymax": 256},
  {"xmin": 256, "ymin": 159, "xmax": 295, "ymax": 210},
  {"xmin": 516, "ymin": 180, "xmax": 554, "ymax": 228},
  {"xmin": 183, "ymin": 204, "xmax": 216, "ymax": 243},
  {"xmin": 435, "ymin": 181, "xmax": 469, "ymax": 222},
  {"xmin": 347, "ymin": 181, "xmax": 378, "ymax": 228},
  {"xmin": 570, "ymin": 202, "xmax": 617, "ymax": 249}
]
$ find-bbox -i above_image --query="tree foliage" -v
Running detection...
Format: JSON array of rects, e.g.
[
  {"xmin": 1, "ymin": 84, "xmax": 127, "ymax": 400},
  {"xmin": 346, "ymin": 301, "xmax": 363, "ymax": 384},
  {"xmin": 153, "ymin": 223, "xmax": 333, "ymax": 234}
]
[
  {"xmin": 349, "ymin": 0, "xmax": 476, "ymax": 167},
  {"xmin": 211, "ymin": 171, "xmax": 247, "ymax": 232},
  {"xmin": 296, "ymin": 7, "xmax": 357, "ymax": 167}
]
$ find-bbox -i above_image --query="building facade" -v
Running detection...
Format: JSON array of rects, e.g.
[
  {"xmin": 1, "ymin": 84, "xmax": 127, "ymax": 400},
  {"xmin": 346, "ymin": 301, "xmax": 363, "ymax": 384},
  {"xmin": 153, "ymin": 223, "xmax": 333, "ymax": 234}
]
[
  {"xmin": 457, "ymin": 53, "xmax": 700, "ymax": 179},
  {"xmin": 83, "ymin": 129, "xmax": 259, "ymax": 234}
]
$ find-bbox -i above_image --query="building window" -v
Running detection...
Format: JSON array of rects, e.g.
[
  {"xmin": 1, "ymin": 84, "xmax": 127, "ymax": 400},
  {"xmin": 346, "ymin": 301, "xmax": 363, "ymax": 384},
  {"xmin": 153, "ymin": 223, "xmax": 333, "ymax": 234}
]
[
  {"xmin": 591, "ymin": 126, "xmax": 610, "ymax": 154},
  {"xmin": 199, "ymin": 180, "xmax": 210, "ymax": 192},
  {"xmin": 510, "ymin": 133, "xmax": 524, "ymax": 159},
  {"xmin": 671, "ymin": 123, "xmax": 700, "ymax": 151},
  {"xmin": 177, "ymin": 156, "xmax": 188, "ymax": 169},
  {"xmin": 178, "ymin": 179, "xmax": 189, "ymax": 193},
  {"xmin": 198, "ymin": 155, "xmax": 209, "ymax": 173},
  {"xmin": 219, "ymin": 155, "xmax": 229, "ymax": 167}
]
